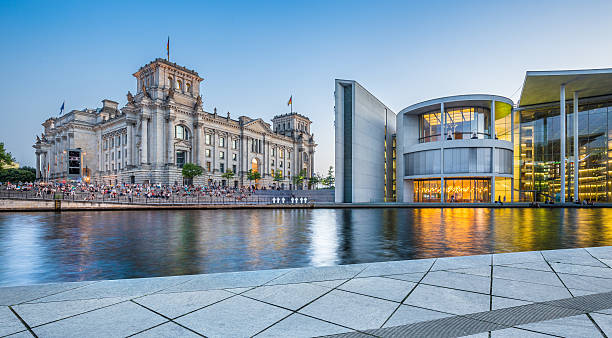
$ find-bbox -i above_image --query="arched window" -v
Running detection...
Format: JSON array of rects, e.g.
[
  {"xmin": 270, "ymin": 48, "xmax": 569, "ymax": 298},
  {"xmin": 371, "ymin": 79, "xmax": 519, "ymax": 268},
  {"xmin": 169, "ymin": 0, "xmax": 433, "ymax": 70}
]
[
  {"xmin": 168, "ymin": 76, "xmax": 173, "ymax": 88},
  {"xmin": 175, "ymin": 125, "xmax": 189, "ymax": 140},
  {"xmin": 177, "ymin": 79, "xmax": 183, "ymax": 91},
  {"xmin": 186, "ymin": 83, "xmax": 191, "ymax": 93}
]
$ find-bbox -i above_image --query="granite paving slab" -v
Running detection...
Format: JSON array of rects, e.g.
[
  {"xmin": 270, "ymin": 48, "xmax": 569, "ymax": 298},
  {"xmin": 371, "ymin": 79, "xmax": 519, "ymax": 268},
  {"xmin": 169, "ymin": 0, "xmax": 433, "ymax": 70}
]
[
  {"xmin": 133, "ymin": 289, "xmax": 234, "ymax": 318},
  {"xmin": 421, "ymin": 270, "xmax": 491, "ymax": 294},
  {"xmin": 586, "ymin": 246, "xmax": 612, "ymax": 259},
  {"xmin": 492, "ymin": 265, "xmax": 564, "ymax": 287},
  {"xmin": 132, "ymin": 322, "xmax": 201, "ymax": 337},
  {"xmin": 382, "ymin": 304, "xmax": 453, "ymax": 327},
  {"xmin": 0, "ymin": 281, "xmax": 95, "ymax": 306},
  {"xmin": 32, "ymin": 300, "xmax": 166, "ymax": 337},
  {"xmin": 266, "ymin": 265, "xmax": 365, "ymax": 285},
  {"xmin": 403, "ymin": 284, "xmax": 490, "ymax": 315},
  {"xmin": 31, "ymin": 275, "xmax": 191, "ymax": 302},
  {"xmin": 4, "ymin": 331, "xmax": 34, "ymax": 338},
  {"xmin": 492, "ymin": 278, "xmax": 572, "ymax": 302},
  {"xmin": 550, "ymin": 262, "xmax": 612, "ymax": 279},
  {"xmin": 242, "ymin": 282, "xmax": 331, "ymax": 310},
  {"xmin": 175, "ymin": 295, "xmax": 291, "ymax": 337},
  {"xmin": 490, "ymin": 327, "xmax": 555, "ymax": 337},
  {"xmin": 356, "ymin": 258, "xmax": 434, "ymax": 277},
  {"xmin": 337, "ymin": 276, "xmax": 417, "ymax": 302},
  {"xmin": 13, "ymin": 297, "xmax": 127, "ymax": 327},
  {"xmin": 499, "ymin": 261, "xmax": 554, "ymax": 272},
  {"xmin": 516, "ymin": 314, "xmax": 603, "ymax": 337},
  {"xmin": 541, "ymin": 248, "xmax": 607, "ymax": 267},
  {"xmin": 255, "ymin": 313, "xmax": 351, "ymax": 337},
  {"xmin": 381, "ymin": 272, "xmax": 426, "ymax": 283},
  {"xmin": 298, "ymin": 289, "xmax": 397, "ymax": 330},
  {"xmin": 160, "ymin": 269, "xmax": 290, "ymax": 293},
  {"xmin": 492, "ymin": 251, "xmax": 547, "ymax": 265},
  {"xmin": 431, "ymin": 254, "xmax": 491, "ymax": 271},
  {"xmin": 0, "ymin": 306, "xmax": 27, "ymax": 336},
  {"xmin": 590, "ymin": 312, "xmax": 612, "ymax": 335},
  {"xmin": 558, "ymin": 273, "xmax": 612, "ymax": 293}
]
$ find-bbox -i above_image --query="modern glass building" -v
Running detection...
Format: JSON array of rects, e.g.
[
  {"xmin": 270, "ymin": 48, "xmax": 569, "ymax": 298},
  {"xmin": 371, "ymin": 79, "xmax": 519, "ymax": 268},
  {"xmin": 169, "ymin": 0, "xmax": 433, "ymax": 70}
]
[
  {"xmin": 396, "ymin": 95, "xmax": 514, "ymax": 203},
  {"xmin": 335, "ymin": 68, "xmax": 612, "ymax": 203},
  {"xmin": 516, "ymin": 69, "xmax": 612, "ymax": 203}
]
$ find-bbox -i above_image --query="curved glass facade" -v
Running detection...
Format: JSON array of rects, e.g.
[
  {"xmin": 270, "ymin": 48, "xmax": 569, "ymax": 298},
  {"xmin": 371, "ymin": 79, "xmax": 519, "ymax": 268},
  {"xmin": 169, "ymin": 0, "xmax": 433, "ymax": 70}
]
[
  {"xmin": 419, "ymin": 107, "xmax": 491, "ymax": 143},
  {"xmin": 517, "ymin": 99, "xmax": 612, "ymax": 202}
]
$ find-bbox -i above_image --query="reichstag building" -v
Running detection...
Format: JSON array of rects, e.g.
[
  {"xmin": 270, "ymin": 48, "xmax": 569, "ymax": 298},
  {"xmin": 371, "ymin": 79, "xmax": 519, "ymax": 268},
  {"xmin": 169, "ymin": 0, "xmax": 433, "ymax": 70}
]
[{"xmin": 33, "ymin": 58, "xmax": 317, "ymax": 187}]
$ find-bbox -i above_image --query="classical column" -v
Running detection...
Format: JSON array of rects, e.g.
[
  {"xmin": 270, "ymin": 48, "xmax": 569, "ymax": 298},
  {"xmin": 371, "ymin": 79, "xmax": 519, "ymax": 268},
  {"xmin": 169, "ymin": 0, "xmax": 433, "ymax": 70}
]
[
  {"xmin": 573, "ymin": 92, "xmax": 579, "ymax": 202},
  {"xmin": 212, "ymin": 130, "xmax": 217, "ymax": 174},
  {"xmin": 141, "ymin": 117, "xmax": 149, "ymax": 164},
  {"xmin": 192, "ymin": 122, "xmax": 200, "ymax": 165},
  {"xmin": 35, "ymin": 153, "xmax": 41, "ymax": 179},
  {"xmin": 166, "ymin": 116, "xmax": 175, "ymax": 165},
  {"xmin": 560, "ymin": 84, "xmax": 566, "ymax": 203},
  {"xmin": 127, "ymin": 123, "xmax": 133, "ymax": 167}
]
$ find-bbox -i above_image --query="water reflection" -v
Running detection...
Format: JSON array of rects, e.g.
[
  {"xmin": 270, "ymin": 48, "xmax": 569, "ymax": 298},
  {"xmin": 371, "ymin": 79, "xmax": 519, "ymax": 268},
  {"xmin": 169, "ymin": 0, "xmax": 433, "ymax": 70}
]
[{"xmin": 0, "ymin": 208, "xmax": 611, "ymax": 286}]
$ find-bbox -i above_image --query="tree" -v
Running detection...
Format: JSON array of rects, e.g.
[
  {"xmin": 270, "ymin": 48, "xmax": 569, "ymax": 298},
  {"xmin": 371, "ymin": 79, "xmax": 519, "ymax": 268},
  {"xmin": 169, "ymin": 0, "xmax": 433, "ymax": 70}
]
[
  {"xmin": 0, "ymin": 143, "xmax": 14, "ymax": 170},
  {"xmin": 181, "ymin": 163, "xmax": 203, "ymax": 180},
  {"xmin": 246, "ymin": 169, "xmax": 261, "ymax": 186},
  {"xmin": 292, "ymin": 169, "xmax": 307, "ymax": 189},
  {"xmin": 221, "ymin": 170, "xmax": 235, "ymax": 180},
  {"xmin": 322, "ymin": 166, "xmax": 335, "ymax": 188},
  {"xmin": 308, "ymin": 173, "xmax": 321, "ymax": 189},
  {"xmin": 273, "ymin": 171, "xmax": 283, "ymax": 182},
  {"xmin": 0, "ymin": 169, "xmax": 35, "ymax": 183}
]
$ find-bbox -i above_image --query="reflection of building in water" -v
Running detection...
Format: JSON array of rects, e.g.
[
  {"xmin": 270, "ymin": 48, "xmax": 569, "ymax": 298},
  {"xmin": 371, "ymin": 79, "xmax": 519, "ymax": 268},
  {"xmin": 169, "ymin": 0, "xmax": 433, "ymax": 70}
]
[{"xmin": 336, "ymin": 68, "xmax": 612, "ymax": 203}]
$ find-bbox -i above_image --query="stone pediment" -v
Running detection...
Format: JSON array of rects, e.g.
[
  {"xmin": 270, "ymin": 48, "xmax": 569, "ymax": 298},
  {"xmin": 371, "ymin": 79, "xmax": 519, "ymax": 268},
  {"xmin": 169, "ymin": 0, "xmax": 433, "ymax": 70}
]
[{"xmin": 244, "ymin": 119, "xmax": 273, "ymax": 134}]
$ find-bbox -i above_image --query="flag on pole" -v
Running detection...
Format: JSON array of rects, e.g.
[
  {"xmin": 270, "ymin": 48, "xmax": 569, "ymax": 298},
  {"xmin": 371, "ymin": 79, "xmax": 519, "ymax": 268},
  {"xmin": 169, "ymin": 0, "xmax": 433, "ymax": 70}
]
[
  {"xmin": 59, "ymin": 101, "xmax": 65, "ymax": 115},
  {"xmin": 287, "ymin": 96, "xmax": 292, "ymax": 106},
  {"xmin": 166, "ymin": 36, "xmax": 170, "ymax": 61}
]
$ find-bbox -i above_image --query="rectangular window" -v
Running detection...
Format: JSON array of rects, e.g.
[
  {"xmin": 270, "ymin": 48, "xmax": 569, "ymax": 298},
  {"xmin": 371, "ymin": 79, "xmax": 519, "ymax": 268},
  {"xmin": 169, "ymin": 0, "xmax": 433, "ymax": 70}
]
[
  {"xmin": 232, "ymin": 164, "xmax": 237, "ymax": 173},
  {"xmin": 272, "ymin": 148, "xmax": 276, "ymax": 156},
  {"xmin": 118, "ymin": 151, "xmax": 121, "ymax": 159},
  {"xmin": 220, "ymin": 163, "xmax": 225, "ymax": 173},
  {"xmin": 123, "ymin": 134, "xmax": 127, "ymax": 143},
  {"xmin": 271, "ymin": 169, "xmax": 275, "ymax": 176},
  {"xmin": 279, "ymin": 161, "xmax": 283, "ymax": 167},
  {"xmin": 232, "ymin": 139, "xmax": 238, "ymax": 149},
  {"xmin": 280, "ymin": 149, "xmax": 284, "ymax": 158},
  {"xmin": 206, "ymin": 161, "xmax": 211, "ymax": 172},
  {"xmin": 219, "ymin": 137, "xmax": 225, "ymax": 147},
  {"xmin": 271, "ymin": 160, "xmax": 275, "ymax": 166},
  {"xmin": 206, "ymin": 149, "xmax": 211, "ymax": 157},
  {"xmin": 111, "ymin": 153, "xmax": 114, "ymax": 160},
  {"xmin": 117, "ymin": 136, "xmax": 121, "ymax": 147},
  {"xmin": 220, "ymin": 151, "xmax": 225, "ymax": 159},
  {"xmin": 232, "ymin": 153, "xmax": 237, "ymax": 161},
  {"xmin": 205, "ymin": 134, "xmax": 211, "ymax": 145},
  {"xmin": 176, "ymin": 151, "xmax": 186, "ymax": 168}
]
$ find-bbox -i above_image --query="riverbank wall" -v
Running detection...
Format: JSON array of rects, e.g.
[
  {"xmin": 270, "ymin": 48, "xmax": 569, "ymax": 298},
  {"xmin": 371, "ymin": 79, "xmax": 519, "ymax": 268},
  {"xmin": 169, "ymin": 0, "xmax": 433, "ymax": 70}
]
[{"xmin": 0, "ymin": 198, "xmax": 610, "ymax": 211}]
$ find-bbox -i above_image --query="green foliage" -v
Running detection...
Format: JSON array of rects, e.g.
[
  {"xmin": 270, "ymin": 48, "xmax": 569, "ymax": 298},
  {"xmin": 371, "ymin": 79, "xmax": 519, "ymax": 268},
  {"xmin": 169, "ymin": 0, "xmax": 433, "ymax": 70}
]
[
  {"xmin": 247, "ymin": 169, "xmax": 261, "ymax": 182},
  {"xmin": 308, "ymin": 173, "xmax": 321, "ymax": 189},
  {"xmin": 292, "ymin": 169, "xmax": 307, "ymax": 187},
  {"xmin": 221, "ymin": 170, "xmax": 235, "ymax": 180},
  {"xmin": 21, "ymin": 166, "xmax": 36, "ymax": 175},
  {"xmin": 0, "ymin": 168, "xmax": 35, "ymax": 183},
  {"xmin": 273, "ymin": 171, "xmax": 283, "ymax": 182},
  {"xmin": 0, "ymin": 143, "xmax": 15, "ymax": 170},
  {"xmin": 322, "ymin": 166, "xmax": 335, "ymax": 188},
  {"xmin": 181, "ymin": 163, "xmax": 203, "ymax": 179}
]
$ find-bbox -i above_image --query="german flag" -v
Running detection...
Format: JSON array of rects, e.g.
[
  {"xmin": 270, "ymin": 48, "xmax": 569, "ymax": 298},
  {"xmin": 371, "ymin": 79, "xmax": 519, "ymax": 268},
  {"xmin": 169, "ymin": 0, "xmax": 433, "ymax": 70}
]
[{"xmin": 287, "ymin": 96, "xmax": 292, "ymax": 106}]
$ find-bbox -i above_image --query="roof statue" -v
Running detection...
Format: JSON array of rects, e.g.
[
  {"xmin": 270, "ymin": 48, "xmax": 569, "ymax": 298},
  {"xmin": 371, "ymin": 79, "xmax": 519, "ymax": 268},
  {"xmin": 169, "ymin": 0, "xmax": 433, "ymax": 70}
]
[{"xmin": 127, "ymin": 91, "xmax": 135, "ymax": 104}]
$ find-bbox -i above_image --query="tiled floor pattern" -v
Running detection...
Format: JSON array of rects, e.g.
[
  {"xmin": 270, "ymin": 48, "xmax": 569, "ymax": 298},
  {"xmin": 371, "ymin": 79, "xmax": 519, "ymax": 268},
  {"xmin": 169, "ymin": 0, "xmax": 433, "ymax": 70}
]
[{"xmin": 0, "ymin": 246, "xmax": 611, "ymax": 337}]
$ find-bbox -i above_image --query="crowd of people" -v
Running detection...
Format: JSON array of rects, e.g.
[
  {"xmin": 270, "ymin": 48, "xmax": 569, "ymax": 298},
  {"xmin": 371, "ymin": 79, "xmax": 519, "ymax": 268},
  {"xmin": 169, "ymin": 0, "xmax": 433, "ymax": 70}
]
[{"xmin": 0, "ymin": 181, "xmax": 270, "ymax": 203}]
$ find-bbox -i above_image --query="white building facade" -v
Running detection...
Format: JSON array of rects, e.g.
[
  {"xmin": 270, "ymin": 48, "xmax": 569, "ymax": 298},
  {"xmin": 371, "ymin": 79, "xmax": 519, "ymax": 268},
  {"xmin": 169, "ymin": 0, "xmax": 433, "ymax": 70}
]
[{"xmin": 33, "ymin": 58, "xmax": 317, "ymax": 187}]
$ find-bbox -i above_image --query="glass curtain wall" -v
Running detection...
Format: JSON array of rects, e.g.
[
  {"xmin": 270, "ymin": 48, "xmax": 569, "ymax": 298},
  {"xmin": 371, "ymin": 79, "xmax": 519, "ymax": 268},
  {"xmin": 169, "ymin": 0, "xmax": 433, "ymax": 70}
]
[
  {"xmin": 445, "ymin": 178, "xmax": 490, "ymax": 202},
  {"xmin": 518, "ymin": 99, "xmax": 612, "ymax": 202},
  {"xmin": 495, "ymin": 101, "xmax": 512, "ymax": 141},
  {"xmin": 414, "ymin": 179, "xmax": 442, "ymax": 202},
  {"xmin": 419, "ymin": 106, "xmax": 491, "ymax": 143},
  {"xmin": 494, "ymin": 177, "xmax": 511, "ymax": 203}
]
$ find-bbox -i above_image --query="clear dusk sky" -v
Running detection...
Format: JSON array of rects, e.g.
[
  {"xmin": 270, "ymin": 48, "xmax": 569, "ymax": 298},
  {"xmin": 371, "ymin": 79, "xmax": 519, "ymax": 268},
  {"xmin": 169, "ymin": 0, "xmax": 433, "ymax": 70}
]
[{"xmin": 2, "ymin": 0, "xmax": 612, "ymax": 173}]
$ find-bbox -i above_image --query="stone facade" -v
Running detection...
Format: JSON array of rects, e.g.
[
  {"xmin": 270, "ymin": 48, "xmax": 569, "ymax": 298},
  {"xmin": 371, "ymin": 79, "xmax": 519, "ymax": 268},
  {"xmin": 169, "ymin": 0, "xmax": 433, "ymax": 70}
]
[{"xmin": 33, "ymin": 58, "xmax": 317, "ymax": 188}]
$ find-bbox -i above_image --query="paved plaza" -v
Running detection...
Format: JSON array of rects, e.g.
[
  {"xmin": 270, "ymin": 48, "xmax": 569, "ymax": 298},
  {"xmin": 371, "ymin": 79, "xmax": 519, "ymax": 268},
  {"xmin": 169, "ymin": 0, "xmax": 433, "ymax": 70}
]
[{"xmin": 1, "ymin": 247, "xmax": 612, "ymax": 337}]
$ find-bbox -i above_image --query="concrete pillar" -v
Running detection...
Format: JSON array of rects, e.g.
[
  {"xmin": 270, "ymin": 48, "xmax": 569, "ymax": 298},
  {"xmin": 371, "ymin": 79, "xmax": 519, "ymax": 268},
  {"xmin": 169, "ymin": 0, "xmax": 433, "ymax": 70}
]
[
  {"xmin": 491, "ymin": 100, "xmax": 496, "ymax": 139},
  {"xmin": 141, "ymin": 117, "xmax": 148, "ymax": 164},
  {"xmin": 440, "ymin": 102, "xmax": 445, "ymax": 202},
  {"xmin": 573, "ymin": 92, "xmax": 579, "ymax": 202},
  {"xmin": 491, "ymin": 176, "xmax": 496, "ymax": 203},
  {"xmin": 560, "ymin": 84, "xmax": 566, "ymax": 203}
]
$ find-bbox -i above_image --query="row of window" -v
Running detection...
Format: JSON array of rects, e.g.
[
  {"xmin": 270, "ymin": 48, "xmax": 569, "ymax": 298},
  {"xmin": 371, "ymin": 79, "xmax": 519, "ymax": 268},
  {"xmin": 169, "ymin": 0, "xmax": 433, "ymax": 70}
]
[{"xmin": 103, "ymin": 134, "xmax": 127, "ymax": 150}]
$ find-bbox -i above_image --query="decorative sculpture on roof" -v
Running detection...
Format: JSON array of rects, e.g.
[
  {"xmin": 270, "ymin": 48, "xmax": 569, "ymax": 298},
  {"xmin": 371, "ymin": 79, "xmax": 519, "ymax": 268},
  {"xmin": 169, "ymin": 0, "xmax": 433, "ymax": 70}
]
[
  {"xmin": 127, "ymin": 91, "xmax": 135, "ymax": 104},
  {"xmin": 195, "ymin": 95, "xmax": 202, "ymax": 109},
  {"xmin": 141, "ymin": 82, "xmax": 150, "ymax": 99},
  {"xmin": 36, "ymin": 135, "xmax": 41, "ymax": 143}
]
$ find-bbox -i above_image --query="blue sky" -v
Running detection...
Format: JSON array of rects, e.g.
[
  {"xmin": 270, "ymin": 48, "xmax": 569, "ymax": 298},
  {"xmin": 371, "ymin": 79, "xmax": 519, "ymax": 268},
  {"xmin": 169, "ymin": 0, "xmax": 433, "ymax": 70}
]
[{"xmin": 2, "ymin": 0, "xmax": 612, "ymax": 173}]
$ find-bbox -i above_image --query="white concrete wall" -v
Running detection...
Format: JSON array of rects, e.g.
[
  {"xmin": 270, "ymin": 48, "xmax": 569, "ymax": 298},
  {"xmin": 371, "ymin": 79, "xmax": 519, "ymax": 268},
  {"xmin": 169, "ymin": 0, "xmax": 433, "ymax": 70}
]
[{"xmin": 335, "ymin": 80, "xmax": 396, "ymax": 203}]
